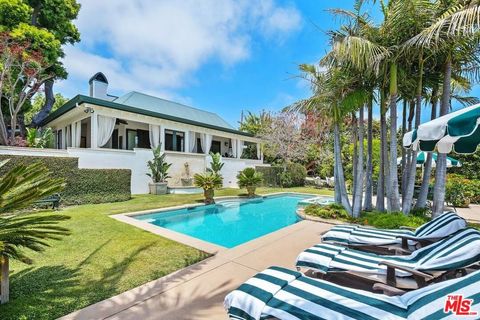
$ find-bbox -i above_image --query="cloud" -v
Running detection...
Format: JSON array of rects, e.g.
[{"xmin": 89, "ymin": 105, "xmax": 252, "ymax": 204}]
[{"xmin": 59, "ymin": 0, "xmax": 302, "ymax": 98}]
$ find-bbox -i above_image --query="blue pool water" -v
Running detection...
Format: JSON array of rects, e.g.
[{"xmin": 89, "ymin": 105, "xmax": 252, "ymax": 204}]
[{"xmin": 135, "ymin": 194, "xmax": 313, "ymax": 248}]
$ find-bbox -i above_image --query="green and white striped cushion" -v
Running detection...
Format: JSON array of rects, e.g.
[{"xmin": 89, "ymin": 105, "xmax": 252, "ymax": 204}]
[
  {"xmin": 297, "ymin": 228, "xmax": 480, "ymax": 276},
  {"xmin": 225, "ymin": 266, "xmax": 480, "ymax": 320},
  {"xmin": 322, "ymin": 212, "xmax": 466, "ymax": 247}
]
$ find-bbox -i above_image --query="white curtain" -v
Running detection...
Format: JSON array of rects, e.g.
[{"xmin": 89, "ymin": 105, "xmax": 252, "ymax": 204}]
[
  {"xmin": 72, "ymin": 121, "xmax": 81, "ymax": 147},
  {"xmin": 189, "ymin": 131, "xmax": 196, "ymax": 152},
  {"xmin": 149, "ymin": 124, "xmax": 161, "ymax": 149},
  {"xmin": 231, "ymin": 139, "xmax": 237, "ymax": 158},
  {"xmin": 66, "ymin": 125, "xmax": 72, "ymax": 148},
  {"xmin": 256, "ymin": 143, "xmax": 261, "ymax": 160},
  {"xmin": 61, "ymin": 127, "xmax": 66, "ymax": 149},
  {"xmin": 97, "ymin": 115, "xmax": 116, "ymax": 147},
  {"xmin": 204, "ymin": 133, "xmax": 212, "ymax": 154},
  {"xmin": 239, "ymin": 140, "xmax": 244, "ymax": 158}
]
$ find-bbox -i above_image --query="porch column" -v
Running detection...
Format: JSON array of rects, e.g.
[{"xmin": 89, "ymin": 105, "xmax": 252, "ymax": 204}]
[
  {"xmin": 236, "ymin": 139, "xmax": 242, "ymax": 159},
  {"xmin": 91, "ymin": 112, "xmax": 98, "ymax": 149},
  {"xmin": 184, "ymin": 131, "xmax": 190, "ymax": 153},
  {"xmin": 160, "ymin": 126, "xmax": 165, "ymax": 151}
]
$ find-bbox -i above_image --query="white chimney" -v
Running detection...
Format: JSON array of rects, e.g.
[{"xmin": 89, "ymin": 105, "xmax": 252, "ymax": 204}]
[{"xmin": 88, "ymin": 72, "xmax": 109, "ymax": 99}]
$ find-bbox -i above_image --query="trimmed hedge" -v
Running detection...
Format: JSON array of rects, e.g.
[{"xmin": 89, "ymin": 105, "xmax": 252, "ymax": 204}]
[
  {"xmin": 256, "ymin": 166, "xmax": 283, "ymax": 187},
  {"xmin": 0, "ymin": 155, "xmax": 131, "ymax": 205}
]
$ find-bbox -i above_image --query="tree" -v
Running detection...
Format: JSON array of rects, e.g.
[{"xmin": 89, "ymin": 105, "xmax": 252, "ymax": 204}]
[
  {"xmin": 0, "ymin": 160, "xmax": 68, "ymax": 304},
  {"xmin": 406, "ymin": 0, "xmax": 480, "ymax": 216},
  {"xmin": 260, "ymin": 110, "xmax": 314, "ymax": 165},
  {"xmin": 0, "ymin": 31, "xmax": 60, "ymax": 144},
  {"xmin": 0, "ymin": 0, "xmax": 80, "ymax": 130},
  {"xmin": 239, "ymin": 111, "xmax": 271, "ymax": 135},
  {"xmin": 24, "ymin": 93, "xmax": 67, "ymax": 124}
]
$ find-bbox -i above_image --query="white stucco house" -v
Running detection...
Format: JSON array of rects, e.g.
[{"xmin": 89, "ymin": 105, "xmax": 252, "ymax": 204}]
[{"xmin": 2, "ymin": 73, "xmax": 265, "ymax": 194}]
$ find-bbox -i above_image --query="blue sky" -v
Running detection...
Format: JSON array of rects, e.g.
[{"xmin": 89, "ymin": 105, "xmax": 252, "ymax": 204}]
[{"xmin": 57, "ymin": 0, "xmax": 477, "ymax": 128}]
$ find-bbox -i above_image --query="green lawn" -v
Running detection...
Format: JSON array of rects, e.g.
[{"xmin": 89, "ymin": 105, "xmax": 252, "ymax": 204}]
[{"xmin": 0, "ymin": 187, "xmax": 331, "ymax": 320}]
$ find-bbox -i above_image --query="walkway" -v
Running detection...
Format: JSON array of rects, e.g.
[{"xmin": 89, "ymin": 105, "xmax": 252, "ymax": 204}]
[{"xmin": 59, "ymin": 220, "xmax": 332, "ymax": 320}]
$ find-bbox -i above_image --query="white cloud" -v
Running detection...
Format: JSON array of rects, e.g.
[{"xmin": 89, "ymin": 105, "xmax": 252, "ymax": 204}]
[{"xmin": 59, "ymin": 0, "xmax": 302, "ymax": 98}]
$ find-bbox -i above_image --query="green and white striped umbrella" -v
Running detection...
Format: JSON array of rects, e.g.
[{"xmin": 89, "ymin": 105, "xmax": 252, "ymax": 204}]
[
  {"xmin": 403, "ymin": 104, "xmax": 480, "ymax": 154},
  {"xmin": 396, "ymin": 151, "xmax": 461, "ymax": 168}
]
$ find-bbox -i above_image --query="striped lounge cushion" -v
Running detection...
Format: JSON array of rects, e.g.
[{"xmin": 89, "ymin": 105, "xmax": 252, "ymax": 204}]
[{"xmin": 225, "ymin": 266, "xmax": 480, "ymax": 320}]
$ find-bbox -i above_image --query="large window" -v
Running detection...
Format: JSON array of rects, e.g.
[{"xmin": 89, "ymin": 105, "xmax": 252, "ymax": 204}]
[
  {"xmin": 126, "ymin": 129, "xmax": 150, "ymax": 150},
  {"xmin": 165, "ymin": 129, "xmax": 185, "ymax": 152}
]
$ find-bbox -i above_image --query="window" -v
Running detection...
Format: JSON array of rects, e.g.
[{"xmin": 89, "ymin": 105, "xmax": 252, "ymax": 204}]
[
  {"xmin": 56, "ymin": 129, "xmax": 62, "ymax": 149},
  {"xmin": 126, "ymin": 129, "xmax": 151, "ymax": 150},
  {"xmin": 164, "ymin": 130, "xmax": 184, "ymax": 152},
  {"xmin": 196, "ymin": 138, "xmax": 203, "ymax": 153}
]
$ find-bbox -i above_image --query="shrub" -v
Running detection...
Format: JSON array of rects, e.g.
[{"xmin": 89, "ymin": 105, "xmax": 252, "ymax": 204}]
[
  {"xmin": 0, "ymin": 155, "xmax": 131, "ymax": 205},
  {"xmin": 359, "ymin": 211, "xmax": 428, "ymax": 229},
  {"xmin": 256, "ymin": 166, "xmax": 283, "ymax": 187},
  {"xmin": 445, "ymin": 174, "xmax": 474, "ymax": 208},
  {"xmin": 304, "ymin": 203, "xmax": 350, "ymax": 220}
]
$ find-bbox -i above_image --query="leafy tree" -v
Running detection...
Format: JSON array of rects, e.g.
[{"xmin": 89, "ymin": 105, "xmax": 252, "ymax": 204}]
[
  {"xmin": 0, "ymin": 159, "xmax": 68, "ymax": 304},
  {"xmin": 24, "ymin": 93, "xmax": 67, "ymax": 124},
  {"xmin": 0, "ymin": 0, "xmax": 80, "ymax": 133},
  {"xmin": 239, "ymin": 110, "xmax": 271, "ymax": 135}
]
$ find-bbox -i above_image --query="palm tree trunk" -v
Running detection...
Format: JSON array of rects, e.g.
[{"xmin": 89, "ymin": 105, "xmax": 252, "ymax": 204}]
[
  {"xmin": 352, "ymin": 114, "xmax": 358, "ymax": 207},
  {"xmin": 334, "ymin": 121, "xmax": 352, "ymax": 215},
  {"xmin": 364, "ymin": 97, "xmax": 373, "ymax": 211},
  {"xmin": 403, "ymin": 55, "xmax": 424, "ymax": 214},
  {"xmin": 401, "ymin": 100, "xmax": 408, "ymax": 201},
  {"xmin": 432, "ymin": 58, "xmax": 452, "ymax": 217},
  {"xmin": 388, "ymin": 63, "xmax": 401, "ymax": 212},
  {"xmin": 334, "ymin": 163, "xmax": 341, "ymax": 203},
  {"xmin": 0, "ymin": 255, "xmax": 9, "ymax": 304},
  {"xmin": 376, "ymin": 91, "xmax": 387, "ymax": 212},
  {"xmin": 353, "ymin": 107, "xmax": 364, "ymax": 217},
  {"xmin": 416, "ymin": 89, "xmax": 438, "ymax": 209}
]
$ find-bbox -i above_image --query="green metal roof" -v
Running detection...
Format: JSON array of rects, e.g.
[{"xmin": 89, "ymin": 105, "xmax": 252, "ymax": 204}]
[
  {"xmin": 114, "ymin": 91, "xmax": 235, "ymax": 129},
  {"xmin": 40, "ymin": 94, "xmax": 254, "ymax": 137}
]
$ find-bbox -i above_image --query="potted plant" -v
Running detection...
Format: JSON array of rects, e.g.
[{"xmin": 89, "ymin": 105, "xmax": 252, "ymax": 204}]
[
  {"xmin": 194, "ymin": 172, "xmax": 223, "ymax": 204},
  {"xmin": 147, "ymin": 146, "xmax": 172, "ymax": 195},
  {"xmin": 207, "ymin": 152, "xmax": 224, "ymax": 174},
  {"xmin": 237, "ymin": 167, "xmax": 263, "ymax": 197}
]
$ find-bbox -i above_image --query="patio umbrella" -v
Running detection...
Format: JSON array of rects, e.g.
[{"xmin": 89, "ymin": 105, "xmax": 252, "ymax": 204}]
[
  {"xmin": 396, "ymin": 152, "xmax": 461, "ymax": 168},
  {"xmin": 403, "ymin": 104, "xmax": 480, "ymax": 154}
]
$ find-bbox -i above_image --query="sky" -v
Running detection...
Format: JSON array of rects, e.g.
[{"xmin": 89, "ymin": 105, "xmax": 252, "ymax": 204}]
[{"xmin": 56, "ymin": 0, "xmax": 478, "ymax": 128}]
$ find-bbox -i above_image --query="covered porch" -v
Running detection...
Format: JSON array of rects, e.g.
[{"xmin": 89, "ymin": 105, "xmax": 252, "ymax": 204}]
[{"xmin": 51, "ymin": 105, "xmax": 263, "ymax": 161}]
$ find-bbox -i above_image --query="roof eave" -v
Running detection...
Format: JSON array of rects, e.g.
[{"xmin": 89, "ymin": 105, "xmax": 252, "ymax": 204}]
[{"xmin": 40, "ymin": 95, "xmax": 254, "ymax": 137}]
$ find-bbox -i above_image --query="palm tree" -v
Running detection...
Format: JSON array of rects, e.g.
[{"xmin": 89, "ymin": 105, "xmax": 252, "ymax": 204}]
[
  {"xmin": 405, "ymin": 0, "xmax": 480, "ymax": 216},
  {"xmin": 0, "ymin": 160, "xmax": 67, "ymax": 304}
]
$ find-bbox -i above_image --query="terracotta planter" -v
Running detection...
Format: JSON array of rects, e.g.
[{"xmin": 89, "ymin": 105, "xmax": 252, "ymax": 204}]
[
  {"xmin": 246, "ymin": 186, "xmax": 256, "ymax": 197},
  {"xmin": 204, "ymin": 189, "xmax": 215, "ymax": 204},
  {"xmin": 149, "ymin": 182, "xmax": 168, "ymax": 195}
]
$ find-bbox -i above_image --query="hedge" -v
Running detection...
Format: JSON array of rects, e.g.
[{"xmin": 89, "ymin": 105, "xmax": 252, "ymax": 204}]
[
  {"xmin": 256, "ymin": 166, "xmax": 283, "ymax": 187},
  {"xmin": 0, "ymin": 155, "xmax": 131, "ymax": 205}
]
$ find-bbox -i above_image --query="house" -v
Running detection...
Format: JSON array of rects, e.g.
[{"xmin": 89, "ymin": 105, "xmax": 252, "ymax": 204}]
[{"xmin": 30, "ymin": 72, "xmax": 264, "ymax": 194}]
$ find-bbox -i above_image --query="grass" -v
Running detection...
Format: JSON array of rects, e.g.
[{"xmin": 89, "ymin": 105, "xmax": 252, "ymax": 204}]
[{"xmin": 0, "ymin": 186, "xmax": 331, "ymax": 320}]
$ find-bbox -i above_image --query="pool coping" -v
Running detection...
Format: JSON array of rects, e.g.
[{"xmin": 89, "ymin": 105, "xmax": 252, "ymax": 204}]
[{"xmin": 111, "ymin": 192, "xmax": 326, "ymax": 254}]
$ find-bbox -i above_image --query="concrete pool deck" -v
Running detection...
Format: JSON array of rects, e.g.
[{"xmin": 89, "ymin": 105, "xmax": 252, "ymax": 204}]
[{"xmin": 59, "ymin": 219, "xmax": 332, "ymax": 320}]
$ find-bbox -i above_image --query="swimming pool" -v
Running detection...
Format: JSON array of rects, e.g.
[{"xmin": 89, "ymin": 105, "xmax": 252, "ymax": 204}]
[{"xmin": 134, "ymin": 194, "xmax": 315, "ymax": 248}]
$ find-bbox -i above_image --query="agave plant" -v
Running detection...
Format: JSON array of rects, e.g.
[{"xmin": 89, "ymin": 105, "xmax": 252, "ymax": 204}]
[
  {"xmin": 194, "ymin": 172, "xmax": 223, "ymax": 204},
  {"xmin": 237, "ymin": 168, "xmax": 263, "ymax": 197},
  {"xmin": 146, "ymin": 146, "xmax": 172, "ymax": 183},
  {"xmin": 0, "ymin": 160, "xmax": 68, "ymax": 304}
]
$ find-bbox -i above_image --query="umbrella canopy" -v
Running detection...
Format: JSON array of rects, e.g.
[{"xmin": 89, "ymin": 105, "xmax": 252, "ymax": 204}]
[
  {"xmin": 403, "ymin": 104, "xmax": 480, "ymax": 154},
  {"xmin": 396, "ymin": 151, "xmax": 461, "ymax": 168}
]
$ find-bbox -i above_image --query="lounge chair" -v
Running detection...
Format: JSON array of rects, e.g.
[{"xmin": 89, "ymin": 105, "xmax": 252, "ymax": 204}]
[
  {"xmin": 296, "ymin": 228, "xmax": 480, "ymax": 290},
  {"xmin": 225, "ymin": 265, "xmax": 480, "ymax": 320},
  {"xmin": 322, "ymin": 211, "xmax": 466, "ymax": 254}
]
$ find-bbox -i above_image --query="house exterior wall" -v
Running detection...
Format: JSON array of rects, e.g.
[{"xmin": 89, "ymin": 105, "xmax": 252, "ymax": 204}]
[{"xmin": 0, "ymin": 146, "xmax": 265, "ymax": 194}]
